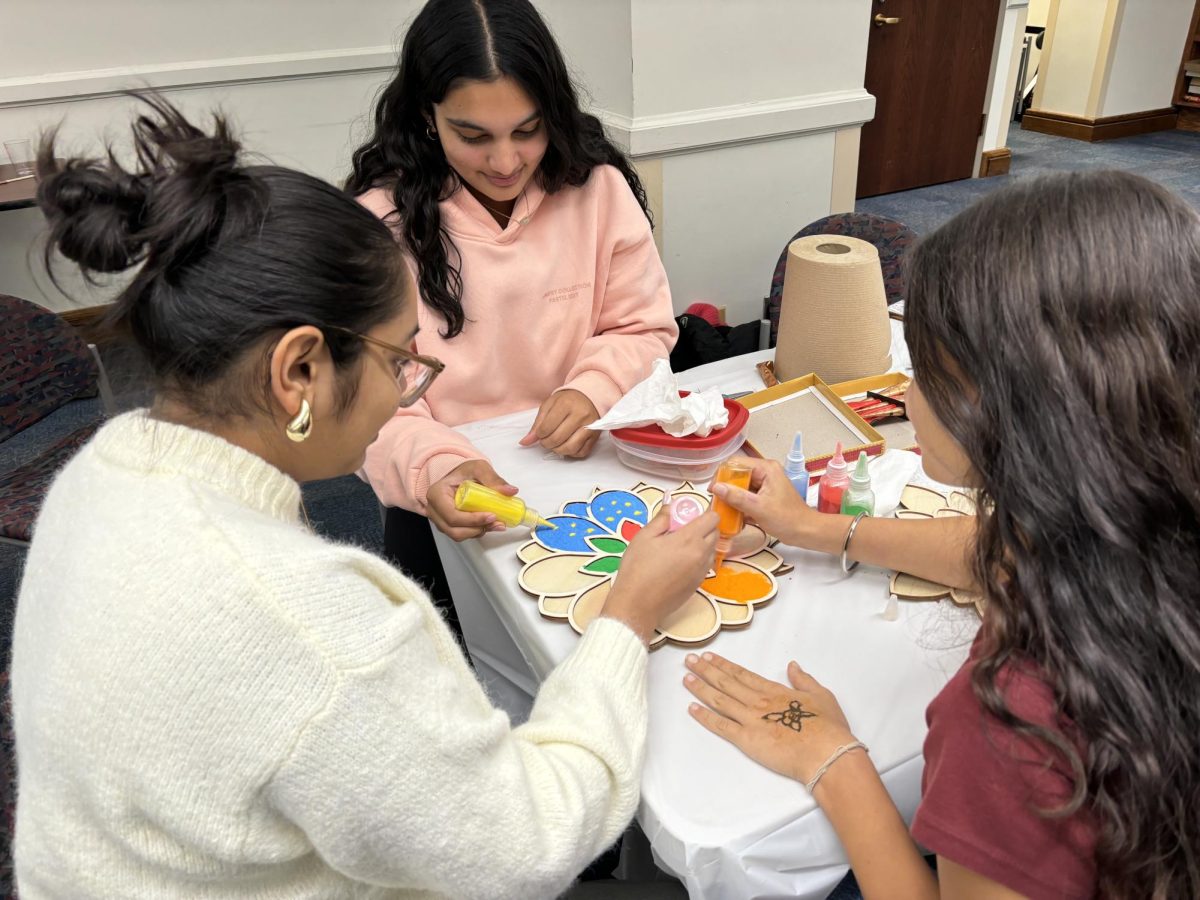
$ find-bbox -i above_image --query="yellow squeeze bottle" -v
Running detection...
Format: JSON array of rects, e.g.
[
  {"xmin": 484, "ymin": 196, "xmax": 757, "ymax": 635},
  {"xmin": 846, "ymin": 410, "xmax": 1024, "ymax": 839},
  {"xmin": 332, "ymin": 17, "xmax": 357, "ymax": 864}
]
[{"xmin": 454, "ymin": 481, "xmax": 555, "ymax": 530}]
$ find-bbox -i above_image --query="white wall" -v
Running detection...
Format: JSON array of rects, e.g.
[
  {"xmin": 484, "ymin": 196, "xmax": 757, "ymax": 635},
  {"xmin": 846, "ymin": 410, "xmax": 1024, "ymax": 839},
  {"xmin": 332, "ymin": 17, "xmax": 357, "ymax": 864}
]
[
  {"xmin": 0, "ymin": 77, "xmax": 391, "ymax": 307},
  {"xmin": 659, "ymin": 133, "xmax": 837, "ymax": 313},
  {"xmin": 1033, "ymin": 0, "xmax": 1193, "ymax": 119},
  {"xmin": 2, "ymin": 2, "xmax": 402, "ymax": 77},
  {"xmin": 1027, "ymin": 0, "xmax": 1052, "ymax": 27},
  {"xmin": 1, "ymin": 0, "xmax": 872, "ymax": 323},
  {"xmin": 627, "ymin": 0, "xmax": 873, "ymax": 319},
  {"xmin": 629, "ymin": 0, "xmax": 868, "ymax": 116},
  {"xmin": 1025, "ymin": 0, "xmax": 1051, "ymax": 90},
  {"xmin": 1036, "ymin": 0, "xmax": 1113, "ymax": 115},
  {"xmin": 1099, "ymin": 0, "xmax": 1195, "ymax": 116},
  {"xmin": 540, "ymin": 0, "xmax": 634, "ymax": 119},
  {"xmin": 0, "ymin": 1, "xmax": 418, "ymax": 310},
  {"xmin": 981, "ymin": 0, "xmax": 1031, "ymax": 159}
]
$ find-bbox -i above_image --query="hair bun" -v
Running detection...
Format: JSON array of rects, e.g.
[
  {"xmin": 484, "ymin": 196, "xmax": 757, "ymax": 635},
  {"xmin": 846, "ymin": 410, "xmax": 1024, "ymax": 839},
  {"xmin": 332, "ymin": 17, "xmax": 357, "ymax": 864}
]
[
  {"xmin": 37, "ymin": 155, "xmax": 152, "ymax": 274},
  {"xmin": 131, "ymin": 95, "xmax": 252, "ymax": 274},
  {"xmin": 37, "ymin": 91, "xmax": 256, "ymax": 281}
]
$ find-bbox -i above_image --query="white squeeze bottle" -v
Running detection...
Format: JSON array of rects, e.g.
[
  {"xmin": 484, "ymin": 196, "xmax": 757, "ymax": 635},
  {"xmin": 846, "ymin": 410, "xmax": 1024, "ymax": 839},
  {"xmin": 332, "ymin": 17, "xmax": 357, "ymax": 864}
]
[{"xmin": 783, "ymin": 431, "xmax": 808, "ymax": 499}]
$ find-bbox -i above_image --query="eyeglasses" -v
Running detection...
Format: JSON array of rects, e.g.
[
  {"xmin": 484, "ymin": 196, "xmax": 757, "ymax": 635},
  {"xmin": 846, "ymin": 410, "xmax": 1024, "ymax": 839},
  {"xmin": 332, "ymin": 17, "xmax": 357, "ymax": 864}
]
[{"xmin": 326, "ymin": 326, "xmax": 445, "ymax": 408}]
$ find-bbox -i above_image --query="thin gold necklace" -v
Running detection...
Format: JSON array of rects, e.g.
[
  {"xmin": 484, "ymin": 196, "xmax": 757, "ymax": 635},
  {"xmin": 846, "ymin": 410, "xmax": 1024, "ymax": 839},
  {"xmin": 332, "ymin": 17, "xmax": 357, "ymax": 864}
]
[{"xmin": 479, "ymin": 188, "xmax": 531, "ymax": 227}]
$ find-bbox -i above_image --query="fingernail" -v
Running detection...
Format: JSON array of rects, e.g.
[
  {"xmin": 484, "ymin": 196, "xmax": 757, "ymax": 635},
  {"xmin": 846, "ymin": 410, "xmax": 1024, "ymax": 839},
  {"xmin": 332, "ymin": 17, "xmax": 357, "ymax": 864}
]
[
  {"xmin": 685, "ymin": 653, "xmax": 699, "ymax": 665},
  {"xmin": 702, "ymin": 652, "xmax": 714, "ymax": 661},
  {"xmin": 684, "ymin": 674, "xmax": 696, "ymax": 684},
  {"xmin": 688, "ymin": 703, "xmax": 700, "ymax": 713}
]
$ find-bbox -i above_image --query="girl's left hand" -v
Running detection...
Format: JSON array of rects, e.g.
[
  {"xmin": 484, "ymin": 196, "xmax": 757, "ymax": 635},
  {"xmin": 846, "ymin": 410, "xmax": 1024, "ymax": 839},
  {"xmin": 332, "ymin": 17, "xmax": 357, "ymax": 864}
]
[
  {"xmin": 684, "ymin": 652, "xmax": 856, "ymax": 785},
  {"xmin": 519, "ymin": 389, "xmax": 600, "ymax": 458}
]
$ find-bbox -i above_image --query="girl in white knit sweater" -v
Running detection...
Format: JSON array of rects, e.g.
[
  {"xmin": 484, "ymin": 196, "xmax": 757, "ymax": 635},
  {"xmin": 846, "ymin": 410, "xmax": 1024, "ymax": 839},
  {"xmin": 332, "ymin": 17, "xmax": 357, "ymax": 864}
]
[{"xmin": 11, "ymin": 95, "xmax": 717, "ymax": 899}]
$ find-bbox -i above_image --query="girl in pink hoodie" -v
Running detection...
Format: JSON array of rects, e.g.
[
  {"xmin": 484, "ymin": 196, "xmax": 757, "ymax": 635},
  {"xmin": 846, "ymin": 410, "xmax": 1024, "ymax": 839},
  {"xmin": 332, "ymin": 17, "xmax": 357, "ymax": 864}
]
[{"xmin": 346, "ymin": 0, "xmax": 678, "ymax": 624}]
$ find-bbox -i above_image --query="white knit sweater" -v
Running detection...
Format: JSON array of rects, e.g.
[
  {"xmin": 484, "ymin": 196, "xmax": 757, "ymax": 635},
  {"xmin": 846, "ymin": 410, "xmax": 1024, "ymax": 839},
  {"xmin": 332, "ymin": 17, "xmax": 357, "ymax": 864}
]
[{"xmin": 12, "ymin": 412, "xmax": 648, "ymax": 899}]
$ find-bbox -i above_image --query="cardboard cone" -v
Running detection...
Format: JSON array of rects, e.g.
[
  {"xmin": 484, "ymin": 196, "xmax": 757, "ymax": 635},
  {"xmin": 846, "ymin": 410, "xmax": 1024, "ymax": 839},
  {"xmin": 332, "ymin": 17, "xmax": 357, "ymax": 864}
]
[{"xmin": 775, "ymin": 235, "xmax": 892, "ymax": 382}]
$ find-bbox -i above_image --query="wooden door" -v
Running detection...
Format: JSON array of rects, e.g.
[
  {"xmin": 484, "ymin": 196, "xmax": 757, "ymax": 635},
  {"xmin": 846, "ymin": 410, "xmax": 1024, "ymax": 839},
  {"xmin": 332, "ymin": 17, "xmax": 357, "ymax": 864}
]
[{"xmin": 857, "ymin": 0, "xmax": 1004, "ymax": 198}]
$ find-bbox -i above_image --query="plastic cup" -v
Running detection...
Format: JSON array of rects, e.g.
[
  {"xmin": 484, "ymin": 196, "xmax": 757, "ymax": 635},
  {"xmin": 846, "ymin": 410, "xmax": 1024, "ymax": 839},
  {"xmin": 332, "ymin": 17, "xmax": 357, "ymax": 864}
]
[{"xmin": 4, "ymin": 139, "xmax": 34, "ymax": 177}]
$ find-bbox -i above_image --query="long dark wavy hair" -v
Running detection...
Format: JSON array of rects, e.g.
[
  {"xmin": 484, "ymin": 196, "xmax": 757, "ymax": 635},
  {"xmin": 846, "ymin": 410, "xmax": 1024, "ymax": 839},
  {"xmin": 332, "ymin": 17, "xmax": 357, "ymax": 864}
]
[
  {"xmin": 905, "ymin": 170, "xmax": 1200, "ymax": 898},
  {"xmin": 345, "ymin": 0, "xmax": 650, "ymax": 339}
]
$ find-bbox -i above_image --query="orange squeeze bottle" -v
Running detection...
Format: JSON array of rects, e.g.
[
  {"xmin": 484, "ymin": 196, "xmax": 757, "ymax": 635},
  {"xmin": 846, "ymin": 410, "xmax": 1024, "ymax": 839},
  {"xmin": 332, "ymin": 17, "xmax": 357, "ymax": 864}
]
[{"xmin": 711, "ymin": 460, "xmax": 752, "ymax": 571}]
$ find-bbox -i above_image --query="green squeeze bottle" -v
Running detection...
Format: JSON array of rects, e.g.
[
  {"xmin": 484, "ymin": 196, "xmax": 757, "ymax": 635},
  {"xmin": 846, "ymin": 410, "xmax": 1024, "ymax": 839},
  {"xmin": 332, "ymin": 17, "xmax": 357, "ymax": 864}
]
[{"xmin": 840, "ymin": 453, "xmax": 875, "ymax": 517}]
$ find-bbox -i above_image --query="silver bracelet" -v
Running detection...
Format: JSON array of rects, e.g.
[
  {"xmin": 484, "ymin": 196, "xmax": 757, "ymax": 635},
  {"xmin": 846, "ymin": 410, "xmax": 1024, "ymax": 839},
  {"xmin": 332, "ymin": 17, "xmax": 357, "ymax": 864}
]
[
  {"xmin": 840, "ymin": 512, "xmax": 867, "ymax": 574},
  {"xmin": 805, "ymin": 740, "xmax": 868, "ymax": 793}
]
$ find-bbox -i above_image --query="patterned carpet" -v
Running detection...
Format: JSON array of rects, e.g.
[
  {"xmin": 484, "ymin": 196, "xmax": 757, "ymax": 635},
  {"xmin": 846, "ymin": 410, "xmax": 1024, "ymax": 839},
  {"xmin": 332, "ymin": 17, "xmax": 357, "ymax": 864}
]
[{"xmin": 857, "ymin": 126, "xmax": 1200, "ymax": 234}]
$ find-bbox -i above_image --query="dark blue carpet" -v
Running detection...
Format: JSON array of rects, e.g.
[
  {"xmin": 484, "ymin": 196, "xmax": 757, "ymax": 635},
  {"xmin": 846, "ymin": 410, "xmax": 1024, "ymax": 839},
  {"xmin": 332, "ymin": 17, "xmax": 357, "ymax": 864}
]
[{"xmin": 857, "ymin": 127, "xmax": 1200, "ymax": 234}]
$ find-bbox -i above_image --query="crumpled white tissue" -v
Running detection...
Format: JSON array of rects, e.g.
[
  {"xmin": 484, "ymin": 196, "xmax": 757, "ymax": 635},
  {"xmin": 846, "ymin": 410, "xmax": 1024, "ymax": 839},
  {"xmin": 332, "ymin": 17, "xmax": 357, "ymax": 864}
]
[
  {"xmin": 867, "ymin": 449, "xmax": 923, "ymax": 516},
  {"xmin": 588, "ymin": 359, "xmax": 729, "ymax": 437}
]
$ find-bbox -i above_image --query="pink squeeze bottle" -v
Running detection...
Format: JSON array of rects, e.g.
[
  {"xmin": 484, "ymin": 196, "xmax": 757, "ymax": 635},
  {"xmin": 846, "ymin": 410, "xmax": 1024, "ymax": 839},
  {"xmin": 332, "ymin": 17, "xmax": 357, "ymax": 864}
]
[{"xmin": 817, "ymin": 442, "xmax": 850, "ymax": 514}]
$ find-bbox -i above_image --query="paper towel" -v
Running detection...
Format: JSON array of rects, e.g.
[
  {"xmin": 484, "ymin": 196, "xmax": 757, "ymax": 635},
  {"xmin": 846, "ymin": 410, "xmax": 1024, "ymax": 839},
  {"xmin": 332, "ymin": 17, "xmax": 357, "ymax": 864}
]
[
  {"xmin": 588, "ymin": 359, "xmax": 729, "ymax": 437},
  {"xmin": 776, "ymin": 235, "xmax": 892, "ymax": 383}
]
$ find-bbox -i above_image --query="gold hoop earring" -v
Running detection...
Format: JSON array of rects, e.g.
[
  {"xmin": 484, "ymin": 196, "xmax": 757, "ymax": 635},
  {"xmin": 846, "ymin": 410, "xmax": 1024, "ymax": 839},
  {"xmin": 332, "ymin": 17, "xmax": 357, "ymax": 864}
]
[{"xmin": 285, "ymin": 398, "xmax": 313, "ymax": 443}]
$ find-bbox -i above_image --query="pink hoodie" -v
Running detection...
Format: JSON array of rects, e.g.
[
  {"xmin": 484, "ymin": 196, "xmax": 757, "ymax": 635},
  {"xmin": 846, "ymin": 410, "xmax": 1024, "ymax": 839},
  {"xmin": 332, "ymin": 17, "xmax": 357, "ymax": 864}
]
[{"xmin": 358, "ymin": 164, "xmax": 678, "ymax": 512}]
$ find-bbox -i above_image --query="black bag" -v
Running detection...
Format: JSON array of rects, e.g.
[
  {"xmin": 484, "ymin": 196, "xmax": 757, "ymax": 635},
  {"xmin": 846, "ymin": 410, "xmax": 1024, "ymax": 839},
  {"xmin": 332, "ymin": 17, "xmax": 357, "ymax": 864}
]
[{"xmin": 670, "ymin": 314, "xmax": 761, "ymax": 372}]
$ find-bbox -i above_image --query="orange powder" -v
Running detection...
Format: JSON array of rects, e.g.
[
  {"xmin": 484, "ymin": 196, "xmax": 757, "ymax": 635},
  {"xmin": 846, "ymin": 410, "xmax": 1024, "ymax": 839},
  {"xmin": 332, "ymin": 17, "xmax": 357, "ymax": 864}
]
[{"xmin": 701, "ymin": 567, "xmax": 772, "ymax": 604}]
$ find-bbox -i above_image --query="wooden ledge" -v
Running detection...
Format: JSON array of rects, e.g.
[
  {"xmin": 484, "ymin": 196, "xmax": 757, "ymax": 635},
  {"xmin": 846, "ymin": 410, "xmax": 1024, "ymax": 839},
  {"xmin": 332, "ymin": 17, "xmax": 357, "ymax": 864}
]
[
  {"xmin": 58, "ymin": 304, "xmax": 111, "ymax": 329},
  {"xmin": 979, "ymin": 148, "xmax": 1011, "ymax": 177},
  {"xmin": 1021, "ymin": 107, "xmax": 1178, "ymax": 142}
]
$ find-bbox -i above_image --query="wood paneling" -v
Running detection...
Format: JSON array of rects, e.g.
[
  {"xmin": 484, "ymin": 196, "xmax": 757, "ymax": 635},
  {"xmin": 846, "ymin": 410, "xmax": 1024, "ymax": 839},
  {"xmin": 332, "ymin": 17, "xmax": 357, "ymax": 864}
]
[
  {"xmin": 58, "ymin": 305, "xmax": 111, "ymax": 329},
  {"xmin": 1022, "ymin": 107, "xmax": 1178, "ymax": 141},
  {"xmin": 978, "ymin": 148, "xmax": 1011, "ymax": 177}
]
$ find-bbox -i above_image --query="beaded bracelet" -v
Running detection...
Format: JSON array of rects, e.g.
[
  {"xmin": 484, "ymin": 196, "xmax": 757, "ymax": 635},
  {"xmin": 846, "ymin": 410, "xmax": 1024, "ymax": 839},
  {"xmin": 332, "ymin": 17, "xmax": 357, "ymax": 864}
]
[
  {"xmin": 840, "ymin": 512, "xmax": 867, "ymax": 574},
  {"xmin": 805, "ymin": 740, "xmax": 868, "ymax": 793}
]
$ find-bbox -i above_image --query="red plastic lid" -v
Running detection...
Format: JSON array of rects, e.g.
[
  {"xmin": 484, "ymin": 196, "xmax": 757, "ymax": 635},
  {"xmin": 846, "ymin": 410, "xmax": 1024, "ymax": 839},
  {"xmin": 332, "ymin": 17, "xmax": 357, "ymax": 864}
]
[{"xmin": 610, "ymin": 392, "xmax": 750, "ymax": 450}]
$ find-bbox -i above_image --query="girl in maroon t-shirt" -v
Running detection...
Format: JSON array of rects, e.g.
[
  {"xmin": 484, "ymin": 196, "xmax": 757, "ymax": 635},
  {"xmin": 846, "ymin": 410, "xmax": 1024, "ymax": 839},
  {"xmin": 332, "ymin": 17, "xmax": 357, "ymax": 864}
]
[{"xmin": 687, "ymin": 170, "xmax": 1200, "ymax": 900}]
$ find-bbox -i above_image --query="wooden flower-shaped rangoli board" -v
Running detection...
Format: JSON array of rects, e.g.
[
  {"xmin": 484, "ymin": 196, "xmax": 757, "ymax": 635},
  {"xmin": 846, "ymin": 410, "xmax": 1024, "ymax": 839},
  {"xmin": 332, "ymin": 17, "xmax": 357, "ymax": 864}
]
[
  {"xmin": 516, "ymin": 481, "xmax": 792, "ymax": 647},
  {"xmin": 889, "ymin": 485, "xmax": 986, "ymax": 616}
]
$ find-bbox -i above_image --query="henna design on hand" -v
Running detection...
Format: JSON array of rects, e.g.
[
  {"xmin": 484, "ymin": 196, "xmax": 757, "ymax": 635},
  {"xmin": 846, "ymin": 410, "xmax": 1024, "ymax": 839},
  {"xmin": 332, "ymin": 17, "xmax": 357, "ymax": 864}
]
[{"xmin": 762, "ymin": 700, "xmax": 816, "ymax": 732}]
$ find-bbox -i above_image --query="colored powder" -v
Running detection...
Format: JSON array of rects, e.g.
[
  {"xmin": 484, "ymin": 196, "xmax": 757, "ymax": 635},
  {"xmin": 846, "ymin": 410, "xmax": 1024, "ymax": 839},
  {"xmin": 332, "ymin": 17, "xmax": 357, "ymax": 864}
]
[{"xmin": 702, "ymin": 567, "xmax": 772, "ymax": 604}]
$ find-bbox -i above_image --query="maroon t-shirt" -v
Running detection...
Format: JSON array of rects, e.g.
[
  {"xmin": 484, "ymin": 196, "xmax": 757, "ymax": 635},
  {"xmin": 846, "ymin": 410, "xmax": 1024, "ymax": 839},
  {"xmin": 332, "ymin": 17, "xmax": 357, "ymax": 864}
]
[{"xmin": 911, "ymin": 636, "xmax": 1097, "ymax": 899}]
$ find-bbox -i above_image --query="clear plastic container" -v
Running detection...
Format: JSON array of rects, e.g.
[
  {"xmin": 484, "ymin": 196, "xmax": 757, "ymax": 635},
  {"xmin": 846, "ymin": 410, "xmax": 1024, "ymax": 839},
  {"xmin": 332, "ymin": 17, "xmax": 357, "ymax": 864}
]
[{"xmin": 610, "ymin": 396, "xmax": 750, "ymax": 482}]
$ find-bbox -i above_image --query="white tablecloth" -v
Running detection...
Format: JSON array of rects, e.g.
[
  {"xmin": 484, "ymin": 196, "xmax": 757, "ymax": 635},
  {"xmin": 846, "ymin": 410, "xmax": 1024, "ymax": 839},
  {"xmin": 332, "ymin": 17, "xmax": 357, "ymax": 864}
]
[{"xmin": 433, "ymin": 346, "xmax": 978, "ymax": 900}]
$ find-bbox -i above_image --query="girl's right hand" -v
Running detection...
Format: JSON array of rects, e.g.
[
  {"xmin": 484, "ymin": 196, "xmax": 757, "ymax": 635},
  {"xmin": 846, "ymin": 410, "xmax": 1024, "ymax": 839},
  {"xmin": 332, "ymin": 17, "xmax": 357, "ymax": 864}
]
[
  {"xmin": 602, "ymin": 509, "xmax": 719, "ymax": 644},
  {"xmin": 709, "ymin": 455, "xmax": 820, "ymax": 549},
  {"xmin": 683, "ymin": 652, "xmax": 857, "ymax": 786},
  {"xmin": 426, "ymin": 459, "xmax": 519, "ymax": 541}
]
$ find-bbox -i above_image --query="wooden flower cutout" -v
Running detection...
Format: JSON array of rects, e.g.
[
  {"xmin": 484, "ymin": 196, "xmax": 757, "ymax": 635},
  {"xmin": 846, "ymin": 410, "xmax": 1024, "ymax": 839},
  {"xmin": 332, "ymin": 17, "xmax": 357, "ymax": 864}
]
[
  {"xmin": 517, "ymin": 481, "xmax": 792, "ymax": 647},
  {"xmin": 890, "ymin": 485, "xmax": 985, "ymax": 616}
]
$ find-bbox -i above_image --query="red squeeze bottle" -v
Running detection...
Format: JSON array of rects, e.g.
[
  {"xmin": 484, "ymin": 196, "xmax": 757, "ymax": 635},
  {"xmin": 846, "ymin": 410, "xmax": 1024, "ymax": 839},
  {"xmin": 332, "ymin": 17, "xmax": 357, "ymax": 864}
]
[{"xmin": 817, "ymin": 442, "xmax": 850, "ymax": 514}]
